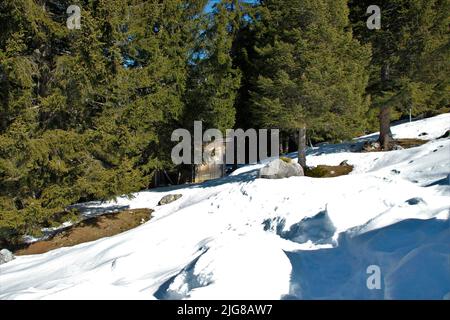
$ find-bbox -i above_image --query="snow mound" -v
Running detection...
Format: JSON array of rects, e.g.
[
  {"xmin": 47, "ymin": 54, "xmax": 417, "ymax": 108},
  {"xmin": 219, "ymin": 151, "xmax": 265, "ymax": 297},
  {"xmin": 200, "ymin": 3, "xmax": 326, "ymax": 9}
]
[{"xmin": 1, "ymin": 114, "xmax": 449, "ymax": 300}]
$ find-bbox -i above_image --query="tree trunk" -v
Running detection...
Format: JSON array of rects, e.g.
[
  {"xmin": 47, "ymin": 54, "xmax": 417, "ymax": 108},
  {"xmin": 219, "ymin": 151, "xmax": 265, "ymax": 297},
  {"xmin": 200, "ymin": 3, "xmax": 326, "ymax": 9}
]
[
  {"xmin": 298, "ymin": 126, "xmax": 307, "ymax": 168},
  {"xmin": 279, "ymin": 133, "xmax": 284, "ymax": 155},
  {"xmin": 379, "ymin": 63, "xmax": 391, "ymax": 150},
  {"xmin": 284, "ymin": 134, "xmax": 290, "ymax": 154},
  {"xmin": 379, "ymin": 105, "xmax": 391, "ymax": 150},
  {"xmin": 154, "ymin": 169, "xmax": 159, "ymax": 187}
]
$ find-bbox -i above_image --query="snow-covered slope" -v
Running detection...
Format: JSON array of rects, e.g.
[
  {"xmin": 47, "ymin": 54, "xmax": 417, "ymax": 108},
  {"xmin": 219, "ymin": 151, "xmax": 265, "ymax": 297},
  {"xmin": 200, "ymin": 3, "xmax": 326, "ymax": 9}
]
[{"xmin": 1, "ymin": 114, "xmax": 449, "ymax": 300}]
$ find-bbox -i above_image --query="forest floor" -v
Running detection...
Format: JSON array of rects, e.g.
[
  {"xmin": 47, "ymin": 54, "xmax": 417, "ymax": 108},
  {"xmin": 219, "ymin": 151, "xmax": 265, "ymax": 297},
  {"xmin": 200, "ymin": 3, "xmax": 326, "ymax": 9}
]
[{"xmin": 15, "ymin": 209, "xmax": 152, "ymax": 256}]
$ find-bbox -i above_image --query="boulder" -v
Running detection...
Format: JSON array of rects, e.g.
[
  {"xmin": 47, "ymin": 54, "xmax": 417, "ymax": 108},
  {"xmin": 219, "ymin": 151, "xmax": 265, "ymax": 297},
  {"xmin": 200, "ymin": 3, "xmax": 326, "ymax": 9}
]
[
  {"xmin": 363, "ymin": 141, "xmax": 380, "ymax": 152},
  {"xmin": 0, "ymin": 249, "xmax": 15, "ymax": 265},
  {"xmin": 392, "ymin": 144, "xmax": 404, "ymax": 151},
  {"xmin": 259, "ymin": 159, "xmax": 304, "ymax": 179},
  {"xmin": 438, "ymin": 130, "xmax": 450, "ymax": 139},
  {"xmin": 158, "ymin": 194, "xmax": 182, "ymax": 206}
]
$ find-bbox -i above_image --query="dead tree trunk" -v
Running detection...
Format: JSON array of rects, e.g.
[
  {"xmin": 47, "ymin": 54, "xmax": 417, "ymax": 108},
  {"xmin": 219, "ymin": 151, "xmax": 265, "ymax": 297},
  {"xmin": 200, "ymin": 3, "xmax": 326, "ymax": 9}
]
[{"xmin": 298, "ymin": 126, "xmax": 307, "ymax": 168}]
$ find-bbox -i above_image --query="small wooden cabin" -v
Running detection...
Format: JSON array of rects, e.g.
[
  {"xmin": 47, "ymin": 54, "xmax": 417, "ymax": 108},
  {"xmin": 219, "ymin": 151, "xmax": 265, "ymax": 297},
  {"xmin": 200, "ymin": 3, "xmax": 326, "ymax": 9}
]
[{"xmin": 193, "ymin": 138, "xmax": 227, "ymax": 183}]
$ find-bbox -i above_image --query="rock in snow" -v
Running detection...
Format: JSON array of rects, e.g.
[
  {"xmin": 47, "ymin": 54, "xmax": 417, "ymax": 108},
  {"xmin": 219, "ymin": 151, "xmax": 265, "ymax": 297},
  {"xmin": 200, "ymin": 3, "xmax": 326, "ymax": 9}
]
[
  {"xmin": 158, "ymin": 194, "xmax": 183, "ymax": 206},
  {"xmin": 259, "ymin": 159, "xmax": 304, "ymax": 179},
  {"xmin": 0, "ymin": 249, "xmax": 15, "ymax": 265},
  {"xmin": 392, "ymin": 144, "xmax": 404, "ymax": 151}
]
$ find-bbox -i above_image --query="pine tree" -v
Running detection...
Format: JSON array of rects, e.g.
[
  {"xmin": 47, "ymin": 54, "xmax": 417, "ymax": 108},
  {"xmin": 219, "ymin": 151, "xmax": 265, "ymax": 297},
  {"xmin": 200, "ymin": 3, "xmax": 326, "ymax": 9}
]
[
  {"xmin": 249, "ymin": 0, "xmax": 371, "ymax": 167},
  {"xmin": 349, "ymin": 0, "xmax": 450, "ymax": 149},
  {"xmin": 231, "ymin": 2, "xmax": 259, "ymax": 131},
  {"xmin": 184, "ymin": 0, "xmax": 242, "ymax": 132},
  {"xmin": 0, "ymin": 0, "xmax": 206, "ymax": 242}
]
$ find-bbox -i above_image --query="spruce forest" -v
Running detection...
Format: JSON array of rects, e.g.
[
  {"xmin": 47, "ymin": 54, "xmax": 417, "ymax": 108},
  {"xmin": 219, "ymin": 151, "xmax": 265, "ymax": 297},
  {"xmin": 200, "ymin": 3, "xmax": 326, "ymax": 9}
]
[{"xmin": 0, "ymin": 0, "xmax": 449, "ymax": 244}]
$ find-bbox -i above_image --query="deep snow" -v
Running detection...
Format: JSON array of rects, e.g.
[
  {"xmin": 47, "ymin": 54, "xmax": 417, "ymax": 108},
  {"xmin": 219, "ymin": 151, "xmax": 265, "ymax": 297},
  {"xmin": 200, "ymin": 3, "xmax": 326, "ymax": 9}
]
[{"xmin": 0, "ymin": 114, "xmax": 449, "ymax": 300}]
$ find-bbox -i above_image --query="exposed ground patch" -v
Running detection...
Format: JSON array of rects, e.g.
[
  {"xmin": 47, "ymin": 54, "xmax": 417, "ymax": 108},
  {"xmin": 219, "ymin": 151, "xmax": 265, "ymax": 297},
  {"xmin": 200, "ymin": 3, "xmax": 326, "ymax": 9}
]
[
  {"xmin": 15, "ymin": 209, "xmax": 152, "ymax": 256},
  {"xmin": 394, "ymin": 138, "xmax": 429, "ymax": 149},
  {"xmin": 363, "ymin": 138, "xmax": 429, "ymax": 152},
  {"xmin": 305, "ymin": 164, "xmax": 353, "ymax": 178}
]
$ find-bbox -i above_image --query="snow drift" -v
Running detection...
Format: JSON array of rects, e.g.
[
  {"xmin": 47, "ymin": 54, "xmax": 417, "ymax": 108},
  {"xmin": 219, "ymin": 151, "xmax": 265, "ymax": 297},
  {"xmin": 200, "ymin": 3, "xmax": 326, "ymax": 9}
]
[{"xmin": 0, "ymin": 114, "xmax": 449, "ymax": 300}]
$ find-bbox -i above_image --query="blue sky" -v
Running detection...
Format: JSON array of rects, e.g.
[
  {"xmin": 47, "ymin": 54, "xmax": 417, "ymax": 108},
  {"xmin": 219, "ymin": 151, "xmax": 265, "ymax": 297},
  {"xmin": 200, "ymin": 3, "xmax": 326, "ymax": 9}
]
[
  {"xmin": 205, "ymin": 0, "xmax": 221, "ymax": 12},
  {"xmin": 205, "ymin": 0, "xmax": 259, "ymax": 13}
]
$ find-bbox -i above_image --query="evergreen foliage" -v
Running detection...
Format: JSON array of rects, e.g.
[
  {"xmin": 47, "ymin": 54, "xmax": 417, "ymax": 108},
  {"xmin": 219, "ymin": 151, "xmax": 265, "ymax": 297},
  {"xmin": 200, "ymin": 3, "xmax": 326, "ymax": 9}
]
[
  {"xmin": 0, "ymin": 0, "xmax": 206, "ymax": 241},
  {"xmin": 0, "ymin": 0, "xmax": 448, "ymax": 241},
  {"xmin": 246, "ymin": 0, "xmax": 371, "ymax": 164},
  {"xmin": 349, "ymin": 0, "xmax": 450, "ymax": 133}
]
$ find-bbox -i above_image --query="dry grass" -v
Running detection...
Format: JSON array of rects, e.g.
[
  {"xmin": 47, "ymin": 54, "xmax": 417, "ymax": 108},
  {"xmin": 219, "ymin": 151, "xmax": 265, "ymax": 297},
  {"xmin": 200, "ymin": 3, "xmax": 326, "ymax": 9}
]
[
  {"xmin": 363, "ymin": 138, "xmax": 429, "ymax": 153},
  {"xmin": 15, "ymin": 209, "xmax": 152, "ymax": 256},
  {"xmin": 305, "ymin": 164, "xmax": 353, "ymax": 178},
  {"xmin": 393, "ymin": 138, "xmax": 429, "ymax": 149}
]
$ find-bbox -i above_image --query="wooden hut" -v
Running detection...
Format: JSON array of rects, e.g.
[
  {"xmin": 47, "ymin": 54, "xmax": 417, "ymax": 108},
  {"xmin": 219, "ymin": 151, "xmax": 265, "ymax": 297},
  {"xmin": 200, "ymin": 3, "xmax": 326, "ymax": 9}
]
[{"xmin": 193, "ymin": 138, "xmax": 227, "ymax": 183}]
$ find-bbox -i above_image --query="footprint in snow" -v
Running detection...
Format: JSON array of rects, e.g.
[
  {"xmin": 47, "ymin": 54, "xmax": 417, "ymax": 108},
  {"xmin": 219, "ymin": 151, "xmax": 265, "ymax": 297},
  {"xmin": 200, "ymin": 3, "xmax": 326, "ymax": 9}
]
[{"xmin": 111, "ymin": 259, "xmax": 117, "ymax": 270}]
